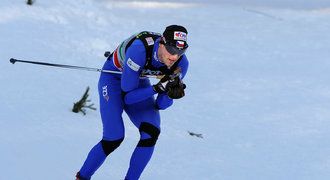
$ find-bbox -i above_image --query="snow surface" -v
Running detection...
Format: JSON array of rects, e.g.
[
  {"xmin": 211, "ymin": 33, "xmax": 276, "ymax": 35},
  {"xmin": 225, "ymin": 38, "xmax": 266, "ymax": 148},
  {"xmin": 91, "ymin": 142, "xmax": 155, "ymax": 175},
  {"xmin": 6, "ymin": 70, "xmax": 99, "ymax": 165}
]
[{"xmin": 1, "ymin": 0, "xmax": 330, "ymax": 179}]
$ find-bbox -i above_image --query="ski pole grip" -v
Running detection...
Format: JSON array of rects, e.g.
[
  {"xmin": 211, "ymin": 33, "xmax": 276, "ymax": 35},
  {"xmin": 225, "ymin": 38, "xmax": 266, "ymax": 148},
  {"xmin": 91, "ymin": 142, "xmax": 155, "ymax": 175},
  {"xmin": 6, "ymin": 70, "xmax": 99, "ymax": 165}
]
[
  {"xmin": 104, "ymin": 51, "xmax": 111, "ymax": 58},
  {"xmin": 10, "ymin": 58, "xmax": 17, "ymax": 64}
]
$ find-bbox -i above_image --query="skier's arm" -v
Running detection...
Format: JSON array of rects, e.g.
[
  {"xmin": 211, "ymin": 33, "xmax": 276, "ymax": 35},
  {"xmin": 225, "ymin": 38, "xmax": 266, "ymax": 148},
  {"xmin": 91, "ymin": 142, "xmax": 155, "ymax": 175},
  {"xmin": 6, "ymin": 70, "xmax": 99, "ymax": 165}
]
[
  {"xmin": 124, "ymin": 86, "xmax": 157, "ymax": 105},
  {"xmin": 155, "ymin": 93, "xmax": 173, "ymax": 110},
  {"xmin": 121, "ymin": 41, "xmax": 157, "ymax": 104},
  {"xmin": 177, "ymin": 55, "xmax": 189, "ymax": 79}
]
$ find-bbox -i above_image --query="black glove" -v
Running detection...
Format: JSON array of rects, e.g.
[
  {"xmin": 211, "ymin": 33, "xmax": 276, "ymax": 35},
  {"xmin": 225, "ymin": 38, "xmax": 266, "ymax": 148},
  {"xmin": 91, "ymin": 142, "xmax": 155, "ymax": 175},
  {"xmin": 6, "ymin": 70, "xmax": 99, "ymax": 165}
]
[{"xmin": 166, "ymin": 77, "xmax": 186, "ymax": 99}]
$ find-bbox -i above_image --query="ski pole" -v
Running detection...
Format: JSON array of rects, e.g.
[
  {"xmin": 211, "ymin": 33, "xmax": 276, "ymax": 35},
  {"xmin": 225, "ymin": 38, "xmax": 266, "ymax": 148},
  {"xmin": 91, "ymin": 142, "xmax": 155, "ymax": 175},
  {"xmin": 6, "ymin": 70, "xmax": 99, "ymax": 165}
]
[
  {"xmin": 10, "ymin": 58, "xmax": 122, "ymax": 74},
  {"xmin": 9, "ymin": 58, "xmax": 160, "ymax": 78}
]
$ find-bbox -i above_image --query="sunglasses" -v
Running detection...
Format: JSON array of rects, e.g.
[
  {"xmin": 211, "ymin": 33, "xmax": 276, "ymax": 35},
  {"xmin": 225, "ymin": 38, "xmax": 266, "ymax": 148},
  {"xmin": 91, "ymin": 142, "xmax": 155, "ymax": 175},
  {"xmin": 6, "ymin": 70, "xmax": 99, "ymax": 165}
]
[{"xmin": 164, "ymin": 43, "xmax": 188, "ymax": 56}]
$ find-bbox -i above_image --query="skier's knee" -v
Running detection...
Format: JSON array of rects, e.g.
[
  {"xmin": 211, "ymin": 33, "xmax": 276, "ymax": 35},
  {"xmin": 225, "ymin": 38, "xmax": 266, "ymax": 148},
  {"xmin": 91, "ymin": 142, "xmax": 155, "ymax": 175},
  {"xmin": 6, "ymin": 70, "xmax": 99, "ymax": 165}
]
[
  {"xmin": 101, "ymin": 138, "xmax": 124, "ymax": 156},
  {"xmin": 137, "ymin": 122, "xmax": 160, "ymax": 147}
]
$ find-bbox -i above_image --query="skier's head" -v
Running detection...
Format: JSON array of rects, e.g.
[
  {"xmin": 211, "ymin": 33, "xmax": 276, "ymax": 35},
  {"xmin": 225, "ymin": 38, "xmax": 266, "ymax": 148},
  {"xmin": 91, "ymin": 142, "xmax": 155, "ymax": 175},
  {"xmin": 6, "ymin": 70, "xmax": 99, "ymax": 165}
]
[{"xmin": 160, "ymin": 25, "xmax": 188, "ymax": 57}]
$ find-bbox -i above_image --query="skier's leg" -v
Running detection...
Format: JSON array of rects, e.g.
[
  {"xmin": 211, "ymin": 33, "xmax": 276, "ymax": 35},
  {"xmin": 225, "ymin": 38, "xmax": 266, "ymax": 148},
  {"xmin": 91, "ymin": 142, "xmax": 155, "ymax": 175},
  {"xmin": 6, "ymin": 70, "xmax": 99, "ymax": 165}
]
[
  {"xmin": 124, "ymin": 80, "xmax": 161, "ymax": 179},
  {"xmin": 78, "ymin": 74, "xmax": 125, "ymax": 179},
  {"xmin": 125, "ymin": 120, "xmax": 160, "ymax": 180}
]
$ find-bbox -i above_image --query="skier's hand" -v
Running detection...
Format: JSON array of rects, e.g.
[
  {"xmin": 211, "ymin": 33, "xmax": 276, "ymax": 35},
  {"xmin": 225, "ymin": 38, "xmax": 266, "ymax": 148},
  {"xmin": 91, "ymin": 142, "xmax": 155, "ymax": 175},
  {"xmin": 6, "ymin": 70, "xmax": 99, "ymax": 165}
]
[
  {"xmin": 152, "ymin": 69, "xmax": 182, "ymax": 94},
  {"xmin": 166, "ymin": 76, "xmax": 186, "ymax": 99},
  {"xmin": 153, "ymin": 75, "xmax": 170, "ymax": 93}
]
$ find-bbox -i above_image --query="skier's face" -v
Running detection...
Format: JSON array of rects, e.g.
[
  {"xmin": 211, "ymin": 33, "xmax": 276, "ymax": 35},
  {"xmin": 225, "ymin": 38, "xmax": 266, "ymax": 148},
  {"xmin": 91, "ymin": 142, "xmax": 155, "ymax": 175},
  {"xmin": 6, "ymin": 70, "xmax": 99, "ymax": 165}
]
[{"xmin": 158, "ymin": 43, "xmax": 180, "ymax": 67}]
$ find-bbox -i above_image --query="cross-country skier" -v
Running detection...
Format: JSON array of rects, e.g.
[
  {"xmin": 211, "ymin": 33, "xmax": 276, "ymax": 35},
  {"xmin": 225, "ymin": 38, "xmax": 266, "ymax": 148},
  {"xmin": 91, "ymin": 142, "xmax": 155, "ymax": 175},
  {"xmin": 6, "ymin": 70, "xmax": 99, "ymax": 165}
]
[{"xmin": 76, "ymin": 25, "xmax": 189, "ymax": 180}]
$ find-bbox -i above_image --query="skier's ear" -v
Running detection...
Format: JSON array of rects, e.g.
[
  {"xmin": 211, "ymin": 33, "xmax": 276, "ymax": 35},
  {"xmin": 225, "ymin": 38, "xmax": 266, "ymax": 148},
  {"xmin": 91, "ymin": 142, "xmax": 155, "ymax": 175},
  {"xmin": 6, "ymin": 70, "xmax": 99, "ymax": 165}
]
[{"xmin": 160, "ymin": 37, "xmax": 166, "ymax": 45}]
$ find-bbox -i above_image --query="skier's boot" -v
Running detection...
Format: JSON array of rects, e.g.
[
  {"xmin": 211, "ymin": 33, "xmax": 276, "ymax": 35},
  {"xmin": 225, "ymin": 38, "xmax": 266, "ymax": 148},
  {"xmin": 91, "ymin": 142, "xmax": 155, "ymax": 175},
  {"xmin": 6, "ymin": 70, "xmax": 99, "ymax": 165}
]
[{"xmin": 76, "ymin": 172, "xmax": 90, "ymax": 180}]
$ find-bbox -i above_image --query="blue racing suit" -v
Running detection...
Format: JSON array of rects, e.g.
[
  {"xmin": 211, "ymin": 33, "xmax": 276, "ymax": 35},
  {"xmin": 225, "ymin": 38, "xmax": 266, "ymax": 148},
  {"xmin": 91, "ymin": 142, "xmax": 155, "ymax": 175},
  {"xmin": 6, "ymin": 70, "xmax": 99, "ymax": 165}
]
[{"xmin": 78, "ymin": 35, "xmax": 189, "ymax": 180}]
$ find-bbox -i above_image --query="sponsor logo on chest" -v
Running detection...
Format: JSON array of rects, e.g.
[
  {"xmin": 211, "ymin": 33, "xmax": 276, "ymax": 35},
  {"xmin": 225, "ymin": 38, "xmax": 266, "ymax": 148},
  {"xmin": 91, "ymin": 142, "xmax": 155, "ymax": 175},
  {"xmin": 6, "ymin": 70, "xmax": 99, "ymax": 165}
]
[{"xmin": 141, "ymin": 69, "xmax": 163, "ymax": 76}]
